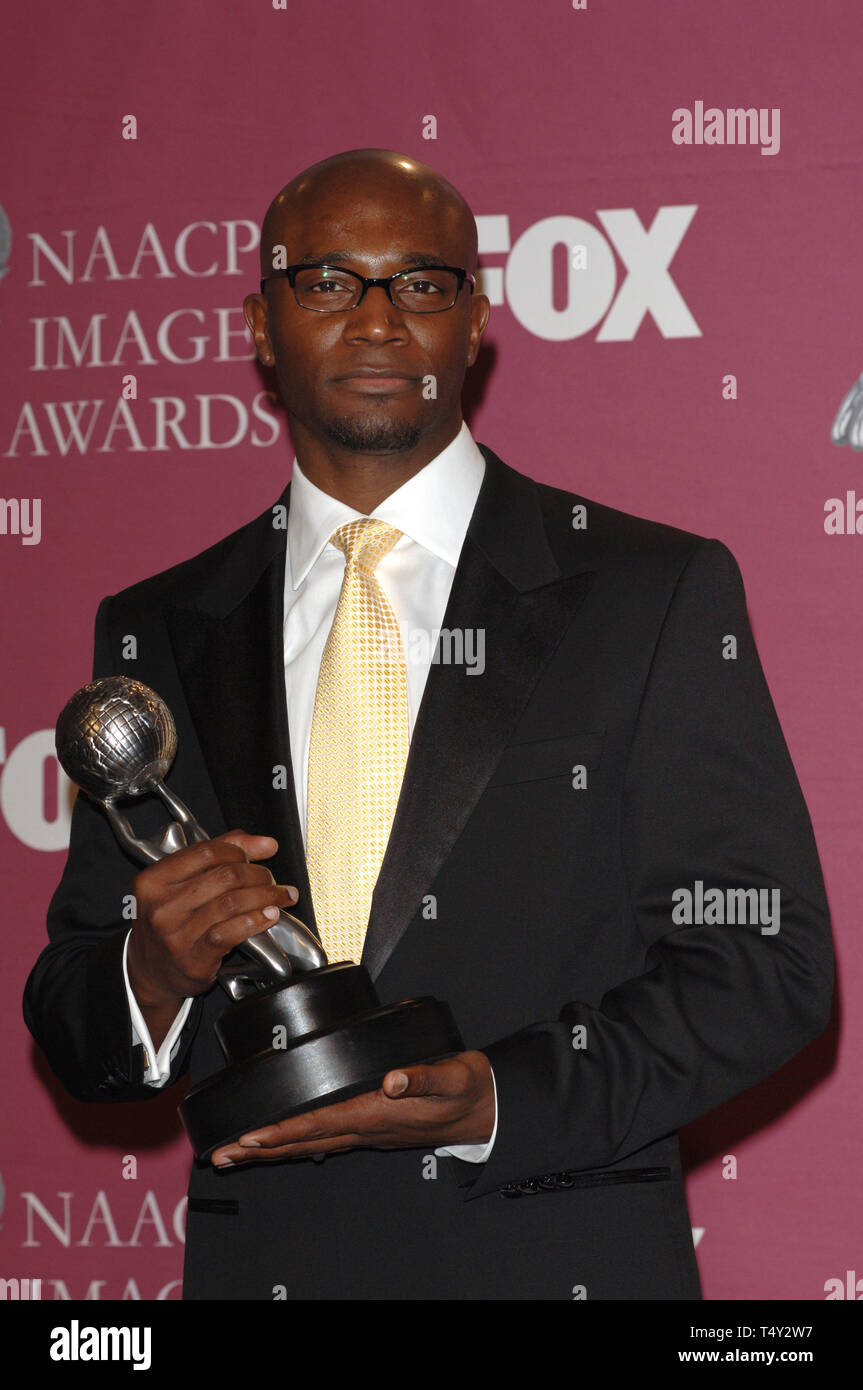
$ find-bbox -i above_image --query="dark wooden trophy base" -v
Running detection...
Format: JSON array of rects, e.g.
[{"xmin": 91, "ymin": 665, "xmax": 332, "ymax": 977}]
[{"xmin": 178, "ymin": 962, "xmax": 464, "ymax": 1160}]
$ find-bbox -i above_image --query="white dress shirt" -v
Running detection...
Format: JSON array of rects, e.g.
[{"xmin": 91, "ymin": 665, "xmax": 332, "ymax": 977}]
[{"xmin": 124, "ymin": 419, "xmax": 497, "ymax": 1162}]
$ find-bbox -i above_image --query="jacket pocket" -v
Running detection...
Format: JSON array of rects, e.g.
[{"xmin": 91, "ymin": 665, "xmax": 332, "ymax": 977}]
[
  {"xmin": 188, "ymin": 1197, "xmax": 239, "ymax": 1216},
  {"xmin": 499, "ymin": 1166, "xmax": 672, "ymax": 1197},
  {"xmin": 485, "ymin": 732, "xmax": 605, "ymax": 789}
]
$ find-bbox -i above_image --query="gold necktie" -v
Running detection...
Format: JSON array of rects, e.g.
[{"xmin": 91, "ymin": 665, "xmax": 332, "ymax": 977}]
[{"xmin": 305, "ymin": 517, "xmax": 410, "ymax": 964}]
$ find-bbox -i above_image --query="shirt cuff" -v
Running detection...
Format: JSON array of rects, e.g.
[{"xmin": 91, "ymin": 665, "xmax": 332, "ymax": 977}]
[
  {"xmin": 434, "ymin": 1064, "xmax": 498, "ymax": 1164},
  {"xmin": 123, "ymin": 928, "xmax": 193, "ymax": 1087}
]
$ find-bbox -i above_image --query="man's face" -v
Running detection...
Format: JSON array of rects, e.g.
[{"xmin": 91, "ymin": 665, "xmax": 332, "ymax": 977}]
[{"xmin": 244, "ymin": 176, "xmax": 489, "ymax": 455}]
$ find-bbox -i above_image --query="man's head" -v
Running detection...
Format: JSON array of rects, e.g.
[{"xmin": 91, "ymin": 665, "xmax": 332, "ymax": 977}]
[{"xmin": 243, "ymin": 149, "xmax": 489, "ymax": 471}]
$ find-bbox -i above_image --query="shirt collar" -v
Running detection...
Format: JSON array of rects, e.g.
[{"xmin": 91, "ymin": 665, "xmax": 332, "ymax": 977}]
[{"xmin": 286, "ymin": 419, "xmax": 486, "ymax": 590}]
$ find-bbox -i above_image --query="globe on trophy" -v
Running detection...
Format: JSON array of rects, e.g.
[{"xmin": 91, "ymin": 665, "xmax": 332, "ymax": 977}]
[{"xmin": 55, "ymin": 676, "xmax": 464, "ymax": 1160}]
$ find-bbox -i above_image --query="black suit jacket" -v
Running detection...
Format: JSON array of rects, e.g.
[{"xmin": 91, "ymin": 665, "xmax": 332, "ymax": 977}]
[{"xmin": 24, "ymin": 444, "xmax": 834, "ymax": 1300}]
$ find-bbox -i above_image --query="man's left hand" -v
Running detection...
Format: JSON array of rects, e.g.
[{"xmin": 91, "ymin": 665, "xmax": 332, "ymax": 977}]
[{"xmin": 210, "ymin": 1050, "xmax": 494, "ymax": 1167}]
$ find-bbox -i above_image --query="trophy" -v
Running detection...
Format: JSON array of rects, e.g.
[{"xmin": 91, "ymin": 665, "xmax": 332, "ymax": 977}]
[{"xmin": 56, "ymin": 676, "xmax": 464, "ymax": 1159}]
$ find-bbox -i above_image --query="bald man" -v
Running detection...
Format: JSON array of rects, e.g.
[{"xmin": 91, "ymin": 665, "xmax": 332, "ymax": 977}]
[{"xmin": 25, "ymin": 149, "xmax": 833, "ymax": 1301}]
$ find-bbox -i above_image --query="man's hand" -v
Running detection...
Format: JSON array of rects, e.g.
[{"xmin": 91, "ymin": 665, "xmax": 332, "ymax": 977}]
[
  {"xmin": 210, "ymin": 1050, "xmax": 495, "ymax": 1167},
  {"xmin": 127, "ymin": 830, "xmax": 297, "ymax": 1049}
]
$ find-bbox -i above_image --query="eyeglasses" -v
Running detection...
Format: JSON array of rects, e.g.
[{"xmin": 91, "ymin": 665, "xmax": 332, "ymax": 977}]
[{"xmin": 259, "ymin": 263, "xmax": 476, "ymax": 313}]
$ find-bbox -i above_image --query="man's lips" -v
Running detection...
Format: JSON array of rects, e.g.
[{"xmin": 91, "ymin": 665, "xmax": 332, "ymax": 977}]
[{"xmin": 334, "ymin": 368, "xmax": 419, "ymax": 394}]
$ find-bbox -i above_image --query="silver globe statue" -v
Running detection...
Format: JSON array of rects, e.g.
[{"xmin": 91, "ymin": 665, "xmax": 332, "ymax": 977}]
[
  {"xmin": 55, "ymin": 675, "xmax": 463, "ymax": 1160},
  {"xmin": 56, "ymin": 676, "xmax": 327, "ymax": 1000}
]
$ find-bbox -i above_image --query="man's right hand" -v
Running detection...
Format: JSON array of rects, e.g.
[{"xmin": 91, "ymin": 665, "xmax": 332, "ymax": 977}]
[{"xmin": 127, "ymin": 831, "xmax": 297, "ymax": 1049}]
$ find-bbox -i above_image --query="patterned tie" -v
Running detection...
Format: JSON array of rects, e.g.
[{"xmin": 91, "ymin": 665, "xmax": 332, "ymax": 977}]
[{"xmin": 305, "ymin": 517, "xmax": 410, "ymax": 964}]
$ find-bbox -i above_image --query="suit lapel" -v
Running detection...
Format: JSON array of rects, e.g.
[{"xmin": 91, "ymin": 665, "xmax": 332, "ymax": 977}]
[
  {"xmin": 361, "ymin": 448, "xmax": 594, "ymax": 979},
  {"xmin": 163, "ymin": 490, "xmax": 319, "ymax": 939}
]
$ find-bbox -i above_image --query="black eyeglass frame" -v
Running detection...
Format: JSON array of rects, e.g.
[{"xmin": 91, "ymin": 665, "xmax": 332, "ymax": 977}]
[{"xmin": 259, "ymin": 263, "xmax": 477, "ymax": 312}]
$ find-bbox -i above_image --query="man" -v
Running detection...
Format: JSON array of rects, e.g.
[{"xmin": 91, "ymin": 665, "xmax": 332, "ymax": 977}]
[{"xmin": 24, "ymin": 148, "xmax": 833, "ymax": 1300}]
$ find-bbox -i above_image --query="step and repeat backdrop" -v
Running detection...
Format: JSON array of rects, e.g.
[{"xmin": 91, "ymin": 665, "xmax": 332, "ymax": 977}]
[{"xmin": 1, "ymin": 0, "xmax": 859, "ymax": 1300}]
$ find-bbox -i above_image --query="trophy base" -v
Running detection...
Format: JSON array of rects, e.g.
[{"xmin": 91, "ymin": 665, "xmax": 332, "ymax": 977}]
[{"xmin": 179, "ymin": 964, "xmax": 464, "ymax": 1160}]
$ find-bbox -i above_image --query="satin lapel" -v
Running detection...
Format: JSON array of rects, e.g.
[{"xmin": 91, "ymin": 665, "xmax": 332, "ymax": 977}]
[
  {"xmin": 163, "ymin": 505, "xmax": 319, "ymax": 939},
  {"xmin": 361, "ymin": 449, "xmax": 595, "ymax": 981}
]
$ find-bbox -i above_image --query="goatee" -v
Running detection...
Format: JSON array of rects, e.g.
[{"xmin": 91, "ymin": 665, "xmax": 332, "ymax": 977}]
[{"xmin": 324, "ymin": 412, "xmax": 422, "ymax": 453}]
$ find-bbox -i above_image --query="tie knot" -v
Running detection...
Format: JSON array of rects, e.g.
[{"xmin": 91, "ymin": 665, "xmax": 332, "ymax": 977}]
[{"xmin": 331, "ymin": 517, "xmax": 402, "ymax": 574}]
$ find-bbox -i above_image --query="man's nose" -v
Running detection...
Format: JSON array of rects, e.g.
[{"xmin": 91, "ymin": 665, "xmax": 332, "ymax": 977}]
[{"xmin": 345, "ymin": 285, "xmax": 410, "ymax": 336}]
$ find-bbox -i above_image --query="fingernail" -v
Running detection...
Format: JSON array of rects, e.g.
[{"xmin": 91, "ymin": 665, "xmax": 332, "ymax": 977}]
[
  {"xmin": 263, "ymin": 906, "xmax": 280, "ymax": 921},
  {"xmin": 238, "ymin": 1138, "xmax": 261, "ymax": 1147},
  {"xmin": 390, "ymin": 1072, "xmax": 409, "ymax": 1094},
  {"xmin": 214, "ymin": 1158, "xmax": 234, "ymax": 1167},
  {"xmin": 281, "ymin": 885, "xmax": 299, "ymax": 902}
]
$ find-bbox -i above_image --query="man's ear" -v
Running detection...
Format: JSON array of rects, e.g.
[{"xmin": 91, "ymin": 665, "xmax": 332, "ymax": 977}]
[
  {"xmin": 467, "ymin": 293, "xmax": 490, "ymax": 368},
  {"xmin": 243, "ymin": 292, "xmax": 274, "ymax": 366}
]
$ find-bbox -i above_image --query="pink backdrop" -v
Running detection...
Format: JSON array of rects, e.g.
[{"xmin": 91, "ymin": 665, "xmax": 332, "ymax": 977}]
[{"xmin": 1, "ymin": 0, "xmax": 859, "ymax": 1300}]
